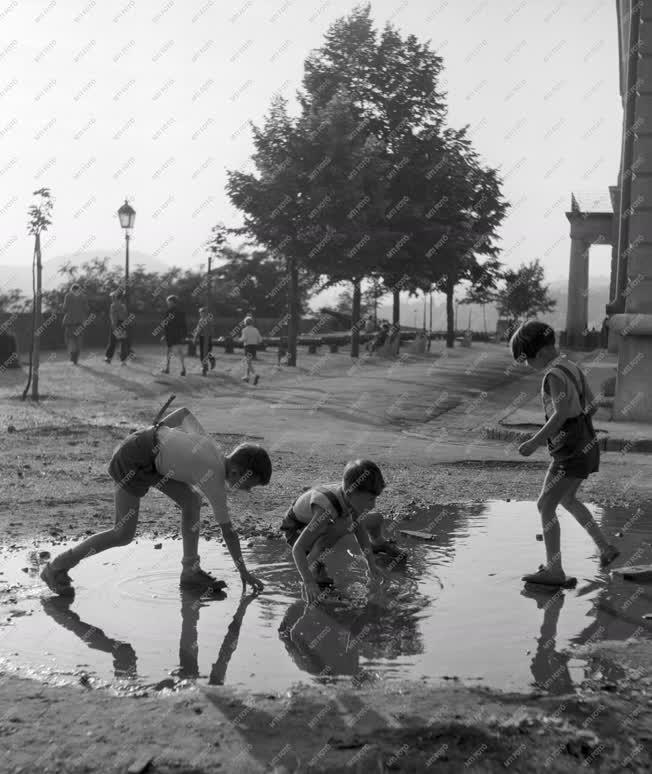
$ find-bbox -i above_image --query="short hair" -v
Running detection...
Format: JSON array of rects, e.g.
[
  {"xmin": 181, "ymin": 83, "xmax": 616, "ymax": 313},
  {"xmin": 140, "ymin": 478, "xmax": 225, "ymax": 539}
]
[
  {"xmin": 166, "ymin": 295, "xmax": 177, "ymax": 304},
  {"xmin": 229, "ymin": 443, "xmax": 272, "ymax": 485},
  {"xmin": 342, "ymin": 459, "xmax": 385, "ymax": 497},
  {"xmin": 244, "ymin": 316, "xmax": 253, "ymax": 325},
  {"xmin": 199, "ymin": 306, "xmax": 208, "ymax": 314},
  {"xmin": 111, "ymin": 289, "xmax": 123, "ymax": 299},
  {"xmin": 510, "ymin": 320, "xmax": 555, "ymax": 360},
  {"xmin": 71, "ymin": 283, "xmax": 80, "ymax": 291}
]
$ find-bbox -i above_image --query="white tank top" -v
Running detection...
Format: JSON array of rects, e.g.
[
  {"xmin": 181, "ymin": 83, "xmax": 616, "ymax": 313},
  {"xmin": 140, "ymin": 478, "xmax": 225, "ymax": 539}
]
[{"xmin": 541, "ymin": 358, "xmax": 584, "ymax": 419}]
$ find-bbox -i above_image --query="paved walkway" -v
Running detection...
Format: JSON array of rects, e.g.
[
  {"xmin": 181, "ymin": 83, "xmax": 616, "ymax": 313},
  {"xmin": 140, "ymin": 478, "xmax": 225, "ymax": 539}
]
[{"xmin": 2, "ymin": 342, "xmax": 650, "ymax": 455}]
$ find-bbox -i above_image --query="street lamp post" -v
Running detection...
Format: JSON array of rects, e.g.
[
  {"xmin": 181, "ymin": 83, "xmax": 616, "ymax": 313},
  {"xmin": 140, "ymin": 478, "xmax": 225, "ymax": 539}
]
[{"xmin": 117, "ymin": 199, "xmax": 136, "ymax": 352}]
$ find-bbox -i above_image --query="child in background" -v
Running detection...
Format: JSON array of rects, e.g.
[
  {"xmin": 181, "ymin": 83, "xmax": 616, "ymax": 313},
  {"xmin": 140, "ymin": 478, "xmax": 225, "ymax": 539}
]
[
  {"xmin": 510, "ymin": 321, "xmax": 619, "ymax": 587},
  {"xmin": 240, "ymin": 316, "xmax": 263, "ymax": 385},
  {"xmin": 280, "ymin": 460, "xmax": 406, "ymax": 604},
  {"xmin": 40, "ymin": 404, "xmax": 270, "ymax": 596},
  {"xmin": 193, "ymin": 307, "xmax": 216, "ymax": 376},
  {"xmin": 161, "ymin": 295, "xmax": 187, "ymax": 376}
]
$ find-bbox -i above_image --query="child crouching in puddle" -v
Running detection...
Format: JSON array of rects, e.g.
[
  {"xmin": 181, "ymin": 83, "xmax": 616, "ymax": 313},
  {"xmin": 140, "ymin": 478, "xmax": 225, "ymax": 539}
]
[{"xmin": 281, "ymin": 460, "xmax": 406, "ymax": 603}]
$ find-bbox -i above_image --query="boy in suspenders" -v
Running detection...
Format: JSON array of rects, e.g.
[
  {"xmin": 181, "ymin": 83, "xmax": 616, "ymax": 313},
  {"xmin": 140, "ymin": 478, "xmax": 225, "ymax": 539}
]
[
  {"xmin": 510, "ymin": 322, "xmax": 619, "ymax": 587},
  {"xmin": 280, "ymin": 460, "xmax": 406, "ymax": 603}
]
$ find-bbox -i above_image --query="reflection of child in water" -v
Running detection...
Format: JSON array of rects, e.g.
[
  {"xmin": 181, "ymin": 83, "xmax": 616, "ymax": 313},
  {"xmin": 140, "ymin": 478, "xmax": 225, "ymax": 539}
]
[
  {"xmin": 278, "ymin": 590, "xmax": 426, "ymax": 681},
  {"xmin": 521, "ymin": 587, "xmax": 573, "ymax": 694},
  {"xmin": 41, "ymin": 587, "xmax": 260, "ymax": 687},
  {"xmin": 40, "ymin": 597, "xmax": 137, "ymax": 678}
]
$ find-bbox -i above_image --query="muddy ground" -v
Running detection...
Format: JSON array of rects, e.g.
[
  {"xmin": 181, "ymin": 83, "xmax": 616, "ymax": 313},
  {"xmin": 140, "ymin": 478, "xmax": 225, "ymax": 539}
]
[{"xmin": 2, "ymin": 344, "xmax": 652, "ymax": 772}]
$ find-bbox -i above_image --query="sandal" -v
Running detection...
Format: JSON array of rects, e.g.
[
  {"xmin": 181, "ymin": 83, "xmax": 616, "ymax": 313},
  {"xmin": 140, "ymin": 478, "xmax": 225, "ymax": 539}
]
[
  {"xmin": 180, "ymin": 568, "xmax": 227, "ymax": 592},
  {"xmin": 522, "ymin": 566, "xmax": 576, "ymax": 588},
  {"xmin": 40, "ymin": 563, "xmax": 75, "ymax": 596}
]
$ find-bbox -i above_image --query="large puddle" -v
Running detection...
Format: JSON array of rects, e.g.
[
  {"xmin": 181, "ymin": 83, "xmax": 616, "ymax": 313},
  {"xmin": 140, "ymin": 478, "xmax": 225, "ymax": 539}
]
[{"xmin": 2, "ymin": 500, "xmax": 652, "ymax": 696}]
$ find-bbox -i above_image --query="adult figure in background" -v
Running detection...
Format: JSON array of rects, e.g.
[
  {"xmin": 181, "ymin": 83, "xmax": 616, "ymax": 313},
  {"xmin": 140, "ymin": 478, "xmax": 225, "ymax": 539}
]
[
  {"xmin": 104, "ymin": 289, "xmax": 129, "ymax": 366},
  {"xmin": 161, "ymin": 294, "xmax": 187, "ymax": 376},
  {"xmin": 61, "ymin": 283, "xmax": 90, "ymax": 365}
]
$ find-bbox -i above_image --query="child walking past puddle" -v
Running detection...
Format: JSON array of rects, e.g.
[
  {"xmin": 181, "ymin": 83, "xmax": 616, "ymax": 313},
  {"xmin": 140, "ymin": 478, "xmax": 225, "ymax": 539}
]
[
  {"xmin": 240, "ymin": 316, "xmax": 262, "ymax": 385},
  {"xmin": 280, "ymin": 460, "xmax": 406, "ymax": 603},
  {"xmin": 510, "ymin": 321, "xmax": 619, "ymax": 587},
  {"xmin": 40, "ymin": 402, "xmax": 270, "ymax": 597}
]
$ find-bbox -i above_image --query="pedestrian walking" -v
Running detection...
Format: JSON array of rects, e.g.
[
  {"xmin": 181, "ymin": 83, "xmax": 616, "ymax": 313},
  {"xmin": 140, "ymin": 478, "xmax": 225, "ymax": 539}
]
[
  {"xmin": 161, "ymin": 295, "xmax": 188, "ymax": 376},
  {"xmin": 104, "ymin": 289, "xmax": 129, "ymax": 365},
  {"xmin": 240, "ymin": 316, "xmax": 263, "ymax": 385},
  {"xmin": 193, "ymin": 307, "xmax": 216, "ymax": 376},
  {"xmin": 61, "ymin": 283, "xmax": 90, "ymax": 365}
]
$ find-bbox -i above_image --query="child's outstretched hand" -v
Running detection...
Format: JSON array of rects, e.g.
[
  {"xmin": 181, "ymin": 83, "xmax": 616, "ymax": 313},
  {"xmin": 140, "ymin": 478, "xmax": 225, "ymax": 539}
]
[
  {"xmin": 240, "ymin": 569, "xmax": 264, "ymax": 592},
  {"xmin": 518, "ymin": 439, "xmax": 537, "ymax": 457}
]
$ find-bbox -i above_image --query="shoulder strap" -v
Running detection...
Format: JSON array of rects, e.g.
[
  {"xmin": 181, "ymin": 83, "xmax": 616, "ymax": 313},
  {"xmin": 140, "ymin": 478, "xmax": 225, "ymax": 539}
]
[
  {"xmin": 553, "ymin": 363, "xmax": 586, "ymax": 411},
  {"xmin": 314, "ymin": 486, "xmax": 344, "ymax": 517}
]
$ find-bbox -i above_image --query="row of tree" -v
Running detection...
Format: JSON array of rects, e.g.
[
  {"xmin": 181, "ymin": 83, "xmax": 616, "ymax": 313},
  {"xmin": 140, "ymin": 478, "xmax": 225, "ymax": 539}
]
[{"xmin": 221, "ymin": 5, "xmax": 508, "ymax": 362}]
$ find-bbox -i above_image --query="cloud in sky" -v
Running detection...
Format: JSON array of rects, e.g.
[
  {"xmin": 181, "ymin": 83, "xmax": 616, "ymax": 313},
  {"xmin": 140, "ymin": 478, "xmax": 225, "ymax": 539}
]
[{"xmin": 0, "ymin": 0, "xmax": 620, "ymax": 286}]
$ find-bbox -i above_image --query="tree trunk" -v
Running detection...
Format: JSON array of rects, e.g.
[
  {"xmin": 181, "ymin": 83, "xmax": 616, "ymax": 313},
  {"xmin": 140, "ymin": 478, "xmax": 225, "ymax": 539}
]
[
  {"xmin": 351, "ymin": 278, "xmax": 361, "ymax": 359},
  {"xmin": 446, "ymin": 282, "xmax": 455, "ymax": 348},
  {"xmin": 392, "ymin": 288, "xmax": 400, "ymax": 324},
  {"xmin": 287, "ymin": 257, "xmax": 298, "ymax": 367},
  {"xmin": 32, "ymin": 232, "xmax": 42, "ymax": 400}
]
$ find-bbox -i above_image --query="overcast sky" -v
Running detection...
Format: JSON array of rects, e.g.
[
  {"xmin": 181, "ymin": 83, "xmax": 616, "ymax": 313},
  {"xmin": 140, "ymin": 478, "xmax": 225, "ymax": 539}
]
[{"xmin": 0, "ymin": 0, "xmax": 620, "ymax": 284}]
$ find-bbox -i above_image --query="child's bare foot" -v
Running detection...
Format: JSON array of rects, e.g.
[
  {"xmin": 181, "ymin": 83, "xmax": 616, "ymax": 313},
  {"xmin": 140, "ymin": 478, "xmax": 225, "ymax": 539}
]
[
  {"xmin": 180, "ymin": 567, "xmax": 227, "ymax": 592},
  {"xmin": 522, "ymin": 565, "xmax": 567, "ymax": 587},
  {"xmin": 40, "ymin": 563, "xmax": 75, "ymax": 596},
  {"xmin": 600, "ymin": 545, "xmax": 620, "ymax": 567}
]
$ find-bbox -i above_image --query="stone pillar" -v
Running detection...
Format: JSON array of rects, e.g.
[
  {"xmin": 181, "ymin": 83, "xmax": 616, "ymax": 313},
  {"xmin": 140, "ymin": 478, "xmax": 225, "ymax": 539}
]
[
  {"xmin": 612, "ymin": 0, "xmax": 652, "ymax": 421},
  {"xmin": 565, "ymin": 238, "xmax": 589, "ymax": 348}
]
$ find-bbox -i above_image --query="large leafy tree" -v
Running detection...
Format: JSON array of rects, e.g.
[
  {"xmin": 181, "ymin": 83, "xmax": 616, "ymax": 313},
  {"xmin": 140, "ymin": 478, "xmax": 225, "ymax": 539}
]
[
  {"xmin": 227, "ymin": 97, "xmax": 312, "ymax": 364},
  {"xmin": 495, "ymin": 259, "xmax": 556, "ymax": 325}
]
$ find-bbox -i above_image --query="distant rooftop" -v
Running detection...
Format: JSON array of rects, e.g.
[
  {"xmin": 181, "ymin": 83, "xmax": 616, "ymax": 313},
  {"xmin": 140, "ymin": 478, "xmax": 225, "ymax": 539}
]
[{"xmin": 570, "ymin": 190, "xmax": 614, "ymax": 213}]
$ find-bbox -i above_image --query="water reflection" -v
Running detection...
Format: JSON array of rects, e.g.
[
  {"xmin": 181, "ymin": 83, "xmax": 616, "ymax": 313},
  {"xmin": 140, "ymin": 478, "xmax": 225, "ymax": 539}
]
[
  {"xmin": 520, "ymin": 587, "xmax": 573, "ymax": 694},
  {"xmin": 40, "ymin": 596, "xmax": 138, "ymax": 678},
  {"xmin": 6, "ymin": 499, "xmax": 652, "ymax": 695},
  {"xmin": 278, "ymin": 587, "xmax": 429, "ymax": 682},
  {"xmin": 40, "ymin": 587, "xmax": 261, "ymax": 687}
]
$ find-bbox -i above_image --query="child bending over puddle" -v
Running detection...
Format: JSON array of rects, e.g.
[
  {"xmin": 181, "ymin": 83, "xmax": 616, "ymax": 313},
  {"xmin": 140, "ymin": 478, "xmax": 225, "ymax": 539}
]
[
  {"xmin": 510, "ymin": 321, "xmax": 619, "ymax": 587},
  {"xmin": 280, "ymin": 460, "xmax": 406, "ymax": 604},
  {"xmin": 40, "ymin": 404, "xmax": 270, "ymax": 596}
]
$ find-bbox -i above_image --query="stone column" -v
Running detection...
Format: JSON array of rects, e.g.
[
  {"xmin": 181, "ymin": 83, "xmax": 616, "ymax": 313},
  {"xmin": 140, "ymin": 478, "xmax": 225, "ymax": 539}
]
[
  {"xmin": 611, "ymin": 0, "xmax": 652, "ymax": 420},
  {"xmin": 565, "ymin": 238, "xmax": 589, "ymax": 348}
]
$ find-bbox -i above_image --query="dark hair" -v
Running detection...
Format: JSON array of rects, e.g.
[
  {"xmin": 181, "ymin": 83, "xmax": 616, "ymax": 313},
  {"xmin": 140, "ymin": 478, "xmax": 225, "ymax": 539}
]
[
  {"xmin": 343, "ymin": 459, "xmax": 385, "ymax": 497},
  {"xmin": 510, "ymin": 321, "xmax": 555, "ymax": 360},
  {"xmin": 229, "ymin": 443, "xmax": 272, "ymax": 485}
]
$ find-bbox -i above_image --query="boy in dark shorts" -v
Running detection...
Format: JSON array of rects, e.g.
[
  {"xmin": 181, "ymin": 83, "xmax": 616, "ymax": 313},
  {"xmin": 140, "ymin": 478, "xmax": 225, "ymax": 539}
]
[
  {"xmin": 510, "ymin": 321, "xmax": 619, "ymax": 586},
  {"xmin": 281, "ymin": 459, "xmax": 406, "ymax": 603},
  {"xmin": 40, "ymin": 404, "xmax": 270, "ymax": 596}
]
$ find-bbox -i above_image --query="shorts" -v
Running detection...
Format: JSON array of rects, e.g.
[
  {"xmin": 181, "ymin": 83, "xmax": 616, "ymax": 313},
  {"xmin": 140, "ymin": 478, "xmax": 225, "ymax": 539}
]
[
  {"xmin": 548, "ymin": 442, "xmax": 600, "ymax": 481},
  {"xmin": 108, "ymin": 426, "xmax": 164, "ymax": 497},
  {"xmin": 244, "ymin": 344, "xmax": 257, "ymax": 360},
  {"xmin": 280, "ymin": 508, "xmax": 304, "ymax": 547}
]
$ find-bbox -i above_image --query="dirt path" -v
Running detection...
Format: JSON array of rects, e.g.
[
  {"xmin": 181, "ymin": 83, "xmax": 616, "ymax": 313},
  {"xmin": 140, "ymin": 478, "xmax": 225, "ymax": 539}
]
[{"xmin": 2, "ymin": 343, "xmax": 652, "ymax": 772}]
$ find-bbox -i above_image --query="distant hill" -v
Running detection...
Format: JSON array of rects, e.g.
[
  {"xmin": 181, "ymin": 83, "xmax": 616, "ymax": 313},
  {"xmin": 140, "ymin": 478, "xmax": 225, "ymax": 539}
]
[
  {"xmin": 1, "ymin": 250, "xmax": 171, "ymax": 296},
  {"xmin": 371, "ymin": 276, "xmax": 612, "ymax": 332}
]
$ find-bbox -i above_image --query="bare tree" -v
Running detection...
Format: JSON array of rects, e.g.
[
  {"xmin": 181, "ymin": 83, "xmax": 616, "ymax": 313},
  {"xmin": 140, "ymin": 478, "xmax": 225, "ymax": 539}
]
[{"xmin": 22, "ymin": 188, "xmax": 53, "ymax": 401}]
